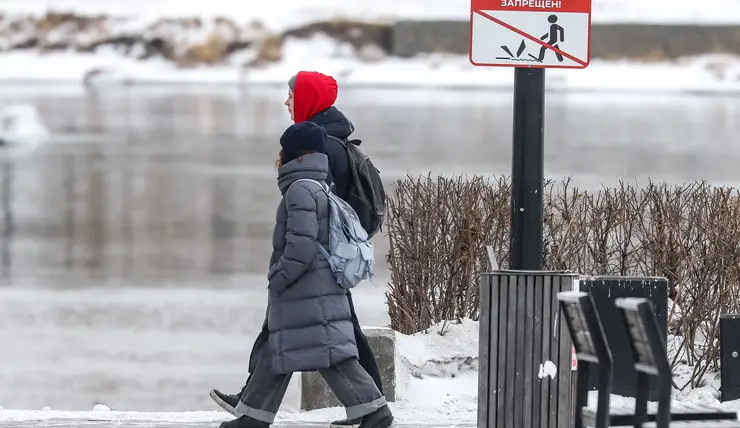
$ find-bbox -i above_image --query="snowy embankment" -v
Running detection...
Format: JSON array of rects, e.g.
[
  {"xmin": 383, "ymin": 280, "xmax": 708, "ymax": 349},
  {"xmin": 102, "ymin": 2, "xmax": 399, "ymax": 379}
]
[
  {"xmin": 0, "ymin": 0, "xmax": 739, "ymax": 91},
  {"xmin": 1, "ymin": 41, "xmax": 740, "ymax": 94}
]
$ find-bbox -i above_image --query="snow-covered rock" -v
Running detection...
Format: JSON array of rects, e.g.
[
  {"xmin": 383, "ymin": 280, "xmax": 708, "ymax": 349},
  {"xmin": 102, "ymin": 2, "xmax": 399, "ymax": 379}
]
[
  {"xmin": 392, "ymin": 319, "xmax": 480, "ymax": 420},
  {"xmin": 83, "ymin": 67, "xmax": 134, "ymax": 89},
  {"xmin": 0, "ymin": 104, "xmax": 51, "ymax": 149}
]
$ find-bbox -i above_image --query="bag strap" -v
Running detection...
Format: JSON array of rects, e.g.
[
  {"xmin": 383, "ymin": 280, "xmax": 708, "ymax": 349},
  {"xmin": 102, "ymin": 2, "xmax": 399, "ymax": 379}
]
[
  {"xmin": 288, "ymin": 178, "xmax": 336, "ymax": 268},
  {"xmin": 328, "ymin": 135, "xmax": 348, "ymax": 148},
  {"xmin": 328, "ymin": 135, "xmax": 362, "ymax": 148},
  {"xmin": 288, "ymin": 178, "xmax": 330, "ymax": 194}
]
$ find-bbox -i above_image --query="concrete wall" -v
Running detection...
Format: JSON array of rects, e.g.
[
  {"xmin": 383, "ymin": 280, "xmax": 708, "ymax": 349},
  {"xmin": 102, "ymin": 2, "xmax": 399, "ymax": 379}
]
[
  {"xmin": 301, "ymin": 327, "xmax": 396, "ymax": 412},
  {"xmin": 390, "ymin": 21, "xmax": 740, "ymax": 59}
]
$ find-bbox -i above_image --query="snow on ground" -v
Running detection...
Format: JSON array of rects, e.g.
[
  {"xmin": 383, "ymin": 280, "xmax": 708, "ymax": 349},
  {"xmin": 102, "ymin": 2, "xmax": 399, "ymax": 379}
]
[
  {"xmin": 0, "ymin": 315, "xmax": 479, "ymax": 425},
  {"xmin": 0, "ymin": 36, "xmax": 739, "ymax": 94},
  {"xmin": 1, "ymin": 0, "xmax": 740, "ymax": 27},
  {"xmin": 3, "ymin": 305, "xmax": 740, "ymax": 423},
  {"xmin": 394, "ymin": 320, "xmax": 479, "ymax": 417},
  {"xmin": 583, "ymin": 333, "xmax": 740, "ymax": 415}
]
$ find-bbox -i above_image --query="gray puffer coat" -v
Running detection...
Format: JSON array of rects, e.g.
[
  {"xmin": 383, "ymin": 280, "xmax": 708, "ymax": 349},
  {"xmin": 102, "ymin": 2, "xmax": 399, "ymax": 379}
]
[{"xmin": 266, "ymin": 152, "xmax": 358, "ymax": 375}]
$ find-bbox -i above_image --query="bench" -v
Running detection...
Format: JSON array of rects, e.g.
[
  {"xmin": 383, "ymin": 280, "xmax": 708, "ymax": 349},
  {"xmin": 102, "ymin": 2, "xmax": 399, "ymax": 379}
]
[
  {"xmin": 590, "ymin": 401, "xmax": 739, "ymax": 426},
  {"xmin": 558, "ymin": 291, "xmax": 614, "ymax": 428},
  {"xmin": 557, "ymin": 292, "xmax": 738, "ymax": 427}
]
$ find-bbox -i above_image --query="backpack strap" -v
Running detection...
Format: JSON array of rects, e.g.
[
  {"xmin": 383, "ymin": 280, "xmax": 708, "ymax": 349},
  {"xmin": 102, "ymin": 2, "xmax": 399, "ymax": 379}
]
[
  {"xmin": 287, "ymin": 178, "xmax": 335, "ymax": 268},
  {"xmin": 327, "ymin": 135, "xmax": 362, "ymax": 147},
  {"xmin": 327, "ymin": 135, "xmax": 347, "ymax": 147},
  {"xmin": 287, "ymin": 178, "xmax": 329, "ymax": 194}
]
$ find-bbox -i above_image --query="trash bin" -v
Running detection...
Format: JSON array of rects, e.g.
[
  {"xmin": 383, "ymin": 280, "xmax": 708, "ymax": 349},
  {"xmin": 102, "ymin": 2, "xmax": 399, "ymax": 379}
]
[
  {"xmin": 478, "ymin": 270, "xmax": 578, "ymax": 428},
  {"xmin": 578, "ymin": 276, "xmax": 668, "ymax": 400},
  {"xmin": 721, "ymin": 314, "xmax": 740, "ymax": 402}
]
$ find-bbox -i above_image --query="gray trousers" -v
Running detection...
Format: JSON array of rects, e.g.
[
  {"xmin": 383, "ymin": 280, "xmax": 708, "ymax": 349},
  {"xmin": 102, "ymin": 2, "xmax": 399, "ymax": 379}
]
[{"xmin": 235, "ymin": 343, "xmax": 386, "ymax": 424}]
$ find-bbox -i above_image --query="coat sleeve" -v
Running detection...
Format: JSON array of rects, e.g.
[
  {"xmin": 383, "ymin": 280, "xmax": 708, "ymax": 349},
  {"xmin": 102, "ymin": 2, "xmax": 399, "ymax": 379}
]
[{"xmin": 268, "ymin": 184, "xmax": 320, "ymax": 293}]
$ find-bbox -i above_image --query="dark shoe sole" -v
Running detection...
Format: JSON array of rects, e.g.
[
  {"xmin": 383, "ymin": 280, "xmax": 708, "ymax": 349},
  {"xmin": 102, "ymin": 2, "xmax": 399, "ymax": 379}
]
[
  {"xmin": 377, "ymin": 415, "xmax": 395, "ymax": 428},
  {"xmin": 329, "ymin": 421, "xmax": 361, "ymax": 428},
  {"xmin": 209, "ymin": 390, "xmax": 241, "ymax": 418},
  {"xmin": 360, "ymin": 415, "xmax": 394, "ymax": 428}
]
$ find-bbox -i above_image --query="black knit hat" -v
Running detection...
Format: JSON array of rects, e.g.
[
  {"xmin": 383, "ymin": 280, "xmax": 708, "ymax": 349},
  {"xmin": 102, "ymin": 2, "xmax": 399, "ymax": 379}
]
[{"xmin": 279, "ymin": 122, "xmax": 327, "ymax": 165}]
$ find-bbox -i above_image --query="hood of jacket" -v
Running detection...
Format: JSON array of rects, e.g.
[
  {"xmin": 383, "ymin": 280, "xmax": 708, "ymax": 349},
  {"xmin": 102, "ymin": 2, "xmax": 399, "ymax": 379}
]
[
  {"xmin": 306, "ymin": 106, "xmax": 355, "ymax": 140},
  {"xmin": 277, "ymin": 152, "xmax": 329, "ymax": 194},
  {"xmin": 292, "ymin": 71, "xmax": 338, "ymax": 124}
]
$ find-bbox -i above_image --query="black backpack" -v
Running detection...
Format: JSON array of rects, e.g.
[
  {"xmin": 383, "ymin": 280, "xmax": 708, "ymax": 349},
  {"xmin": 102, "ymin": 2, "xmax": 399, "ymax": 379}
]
[{"xmin": 329, "ymin": 136, "xmax": 387, "ymax": 238}]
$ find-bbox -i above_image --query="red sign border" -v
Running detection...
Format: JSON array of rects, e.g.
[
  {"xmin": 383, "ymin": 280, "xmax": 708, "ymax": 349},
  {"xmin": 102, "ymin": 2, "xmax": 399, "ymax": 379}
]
[
  {"xmin": 472, "ymin": 0, "xmax": 592, "ymax": 14},
  {"xmin": 469, "ymin": 1, "xmax": 592, "ymax": 69}
]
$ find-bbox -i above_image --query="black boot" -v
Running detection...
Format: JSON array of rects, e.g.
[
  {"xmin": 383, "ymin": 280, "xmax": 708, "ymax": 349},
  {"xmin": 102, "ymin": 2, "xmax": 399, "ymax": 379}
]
[
  {"xmin": 329, "ymin": 417, "xmax": 362, "ymax": 427},
  {"xmin": 210, "ymin": 381, "xmax": 248, "ymax": 417},
  {"xmin": 358, "ymin": 405, "xmax": 394, "ymax": 428},
  {"xmin": 219, "ymin": 416, "xmax": 269, "ymax": 428}
]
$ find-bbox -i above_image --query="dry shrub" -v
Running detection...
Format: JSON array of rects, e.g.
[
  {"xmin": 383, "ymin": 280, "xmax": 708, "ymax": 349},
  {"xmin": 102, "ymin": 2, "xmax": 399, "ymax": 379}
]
[
  {"xmin": 249, "ymin": 34, "xmax": 285, "ymax": 66},
  {"xmin": 386, "ymin": 175, "xmax": 740, "ymax": 388},
  {"xmin": 282, "ymin": 19, "xmax": 392, "ymax": 54},
  {"xmin": 182, "ymin": 33, "xmax": 230, "ymax": 65},
  {"xmin": 386, "ymin": 175, "xmax": 510, "ymax": 335},
  {"xmin": 0, "ymin": 13, "xmax": 389, "ymax": 66}
]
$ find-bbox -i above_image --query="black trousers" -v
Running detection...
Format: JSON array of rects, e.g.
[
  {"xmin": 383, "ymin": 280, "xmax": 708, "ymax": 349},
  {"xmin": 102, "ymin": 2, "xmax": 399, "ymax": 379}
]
[{"xmin": 245, "ymin": 290, "xmax": 384, "ymax": 395}]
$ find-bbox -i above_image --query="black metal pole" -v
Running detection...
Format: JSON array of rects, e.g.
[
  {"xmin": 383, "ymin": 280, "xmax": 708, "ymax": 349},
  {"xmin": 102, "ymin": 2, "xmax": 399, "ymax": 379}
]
[{"xmin": 509, "ymin": 67, "xmax": 545, "ymax": 270}]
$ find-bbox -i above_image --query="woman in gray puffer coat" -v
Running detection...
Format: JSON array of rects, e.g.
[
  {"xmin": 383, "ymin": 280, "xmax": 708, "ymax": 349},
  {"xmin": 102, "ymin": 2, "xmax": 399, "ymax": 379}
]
[{"xmin": 219, "ymin": 122, "xmax": 393, "ymax": 428}]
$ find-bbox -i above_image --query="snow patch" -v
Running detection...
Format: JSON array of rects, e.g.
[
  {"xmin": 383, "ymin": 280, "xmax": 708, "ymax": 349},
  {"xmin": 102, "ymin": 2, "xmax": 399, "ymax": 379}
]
[
  {"xmin": 395, "ymin": 319, "xmax": 479, "ymax": 377},
  {"xmin": 0, "ymin": 103, "xmax": 51, "ymax": 150},
  {"xmin": 92, "ymin": 404, "xmax": 111, "ymax": 412},
  {"xmin": 390, "ymin": 319, "xmax": 480, "ymax": 422}
]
